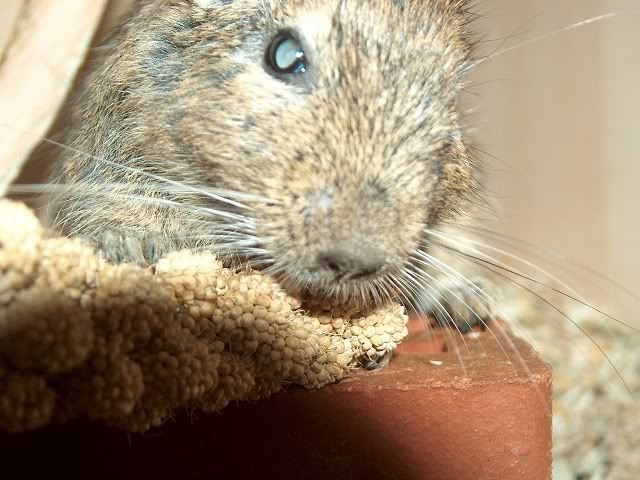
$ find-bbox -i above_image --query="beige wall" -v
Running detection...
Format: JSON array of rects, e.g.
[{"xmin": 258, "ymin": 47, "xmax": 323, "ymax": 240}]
[
  {"xmin": 602, "ymin": 5, "xmax": 640, "ymax": 319},
  {"xmin": 468, "ymin": 0, "xmax": 640, "ymax": 320}
]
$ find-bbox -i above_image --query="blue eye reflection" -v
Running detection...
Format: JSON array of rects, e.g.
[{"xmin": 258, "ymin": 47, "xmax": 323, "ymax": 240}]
[{"xmin": 268, "ymin": 32, "xmax": 307, "ymax": 74}]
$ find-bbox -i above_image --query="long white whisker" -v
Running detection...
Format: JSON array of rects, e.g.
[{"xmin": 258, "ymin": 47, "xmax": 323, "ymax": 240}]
[
  {"xmin": 413, "ymin": 249, "xmax": 524, "ymax": 364},
  {"xmin": 428, "ymin": 228, "xmax": 640, "ymax": 334},
  {"xmin": 393, "ymin": 270, "xmax": 469, "ymax": 375},
  {"xmin": 9, "ymin": 182, "xmax": 274, "ymax": 207},
  {"xmin": 454, "ymin": 224, "xmax": 640, "ymax": 304},
  {"xmin": 41, "ymin": 138, "xmax": 256, "ymax": 210},
  {"xmin": 467, "ymin": 12, "xmax": 622, "ymax": 72},
  {"xmin": 405, "ymin": 257, "xmax": 488, "ymax": 357},
  {"xmin": 436, "ymin": 244, "xmax": 637, "ymax": 401}
]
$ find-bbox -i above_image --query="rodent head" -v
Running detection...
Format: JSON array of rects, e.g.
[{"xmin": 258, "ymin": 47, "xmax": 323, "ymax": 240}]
[{"xmin": 70, "ymin": 0, "xmax": 476, "ymax": 302}]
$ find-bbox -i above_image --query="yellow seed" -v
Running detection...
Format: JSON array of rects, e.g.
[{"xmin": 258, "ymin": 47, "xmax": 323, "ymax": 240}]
[
  {"xmin": 256, "ymin": 332, "xmax": 274, "ymax": 343},
  {"xmin": 290, "ymin": 364, "xmax": 305, "ymax": 378},
  {"xmin": 270, "ymin": 300, "xmax": 283, "ymax": 313},
  {"xmin": 285, "ymin": 336, "xmax": 300, "ymax": 349},
  {"xmin": 304, "ymin": 346, "xmax": 316, "ymax": 359},
  {"xmin": 240, "ymin": 313, "xmax": 255, "ymax": 328},
  {"xmin": 258, "ymin": 344, "xmax": 271, "ymax": 356},
  {"xmin": 270, "ymin": 350, "xmax": 282, "ymax": 361},
  {"xmin": 392, "ymin": 332, "xmax": 404, "ymax": 342},
  {"xmin": 253, "ymin": 306, "xmax": 268, "ymax": 319},
  {"xmin": 382, "ymin": 323, "xmax": 394, "ymax": 334},
  {"xmin": 281, "ymin": 347, "xmax": 294, "ymax": 360},
  {"xmin": 244, "ymin": 340, "xmax": 259, "ymax": 352},
  {"xmin": 318, "ymin": 370, "xmax": 331, "ymax": 384},
  {"xmin": 256, "ymin": 295, "xmax": 272, "ymax": 307},
  {"xmin": 205, "ymin": 287, "xmax": 217, "ymax": 300},
  {"xmin": 200, "ymin": 302, "xmax": 214, "ymax": 317},
  {"xmin": 255, "ymin": 319, "xmax": 269, "ymax": 332},
  {"xmin": 230, "ymin": 329, "xmax": 245, "ymax": 342},
  {"xmin": 336, "ymin": 354, "xmax": 352, "ymax": 367}
]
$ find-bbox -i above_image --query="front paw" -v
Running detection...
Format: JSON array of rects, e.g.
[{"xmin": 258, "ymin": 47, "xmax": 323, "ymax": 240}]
[
  {"xmin": 419, "ymin": 278, "xmax": 498, "ymax": 333},
  {"xmin": 93, "ymin": 228, "xmax": 168, "ymax": 266},
  {"xmin": 359, "ymin": 350, "xmax": 393, "ymax": 371}
]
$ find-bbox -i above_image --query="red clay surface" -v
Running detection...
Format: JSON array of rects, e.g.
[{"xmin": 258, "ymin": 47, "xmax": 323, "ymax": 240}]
[{"xmin": 0, "ymin": 317, "xmax": 552, "ymax": 480}]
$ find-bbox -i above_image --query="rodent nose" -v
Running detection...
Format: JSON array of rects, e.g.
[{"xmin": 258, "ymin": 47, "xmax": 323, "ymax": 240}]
[{"xmin": 317, "ymin": 248, "xmax": 384, "ymax": 280}]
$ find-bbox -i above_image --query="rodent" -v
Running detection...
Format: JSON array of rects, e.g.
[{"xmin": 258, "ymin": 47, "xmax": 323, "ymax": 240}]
[{"xmin": 48, "ymin": 0, "xmax": 489, "ymax": 328}]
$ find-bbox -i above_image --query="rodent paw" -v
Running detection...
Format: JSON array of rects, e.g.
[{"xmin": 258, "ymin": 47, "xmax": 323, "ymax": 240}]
[
  {"xmin": 359, "ymin": 350, "xmax": 393, "ymax": 371},
  {"xmin": 96, "ymin": 228, "xmax": 167, "ymax": 266},
  {"xmin": 423, "ymin": 278, "xmax": 497, "ymax": 333}
]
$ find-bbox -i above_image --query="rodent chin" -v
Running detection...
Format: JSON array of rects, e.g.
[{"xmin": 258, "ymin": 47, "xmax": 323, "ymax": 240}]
[{"xmin": 276, "ymin": 267, "xmax": 394, "ymax": 307}]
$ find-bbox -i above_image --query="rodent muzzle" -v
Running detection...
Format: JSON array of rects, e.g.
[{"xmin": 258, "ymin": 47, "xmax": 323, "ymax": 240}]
[
  {"xmin": 316, "ymin": 246, "xmax": 385, "ymax": 281},
  {"xmin": 265, "ymin": 184, "xmax": 417, "ymax": 298}
]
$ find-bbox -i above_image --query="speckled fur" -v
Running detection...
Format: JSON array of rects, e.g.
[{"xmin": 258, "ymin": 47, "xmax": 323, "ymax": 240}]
[{"xmin": 49, "ymin": 0, "xmax": 481, "ymax": 307}]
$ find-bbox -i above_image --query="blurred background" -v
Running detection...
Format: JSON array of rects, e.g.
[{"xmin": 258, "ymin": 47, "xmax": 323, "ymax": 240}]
[
  {"xmin": 468, "ymin": 0, "xmax": 640, "ymax": 325},
  {"xmin": 1, "ymin": 0, "xmax": 639, "ymax": 319}
]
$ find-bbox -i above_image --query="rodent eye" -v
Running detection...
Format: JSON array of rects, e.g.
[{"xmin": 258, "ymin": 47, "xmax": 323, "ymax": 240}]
[{"xmin": 267, "ymin": 32, "xmax": 307, "ymax": 74}]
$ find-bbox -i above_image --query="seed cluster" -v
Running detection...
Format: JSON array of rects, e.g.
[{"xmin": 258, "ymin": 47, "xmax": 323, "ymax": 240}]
[{"xmin": 0, "ymin": 199, "xmax": 408, "ymax": 433}]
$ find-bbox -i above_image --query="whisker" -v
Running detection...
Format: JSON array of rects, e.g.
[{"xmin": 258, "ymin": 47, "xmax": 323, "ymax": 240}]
[
  {"xmin": 429, "ymin": 228, "xmax": 640, "ymax": 334},
  {"xmin": 467, "ymin": 12, "xmax": 624, "ymax": 73},
  {"xmin": 40, "ymin": 138, "xmax": 259, "ymax": 211},
  {"xmin": 404, "ymin": 257, "xmax": 489, "ymax": 357},
  {"xmin": 413, "ymin": 248, "xmax": 527, "ymax": 365},
  {"xmin": 9, "ymin": 182, "xmax": 275, "ymax": 206},
  {"xmin": 436, "ymin": 244, "xmax": 636, "ymax": 401},
  {"xmin": 455, "ymin": 224, "xmax": 640, "ymax": 304},
  {"xmin": 392, "ymin": 270, "xmax": 470, "ymax": 375}
]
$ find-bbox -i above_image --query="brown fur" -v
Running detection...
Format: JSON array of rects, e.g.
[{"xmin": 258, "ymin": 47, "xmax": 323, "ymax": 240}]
[{"xmin": 49, "ymin": 0, "xmax": 479, "ymax": 304}]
